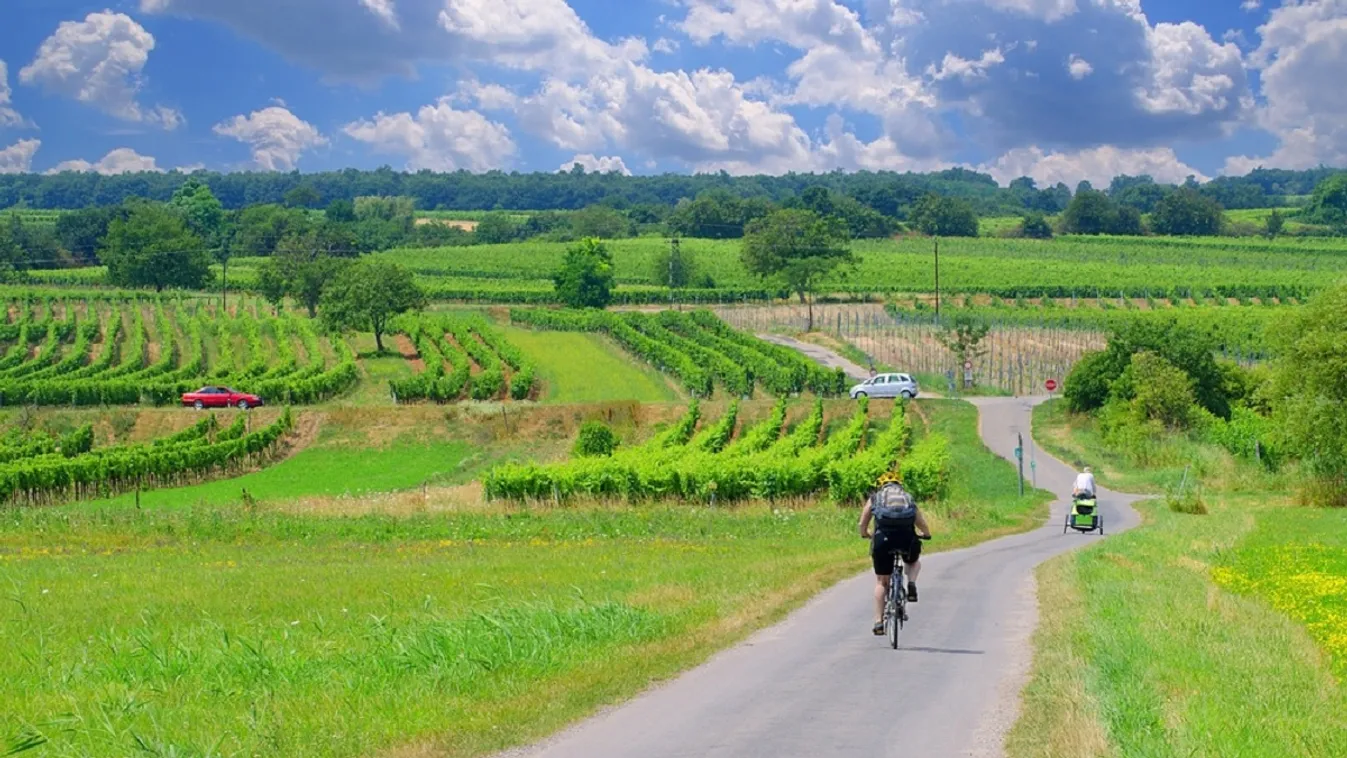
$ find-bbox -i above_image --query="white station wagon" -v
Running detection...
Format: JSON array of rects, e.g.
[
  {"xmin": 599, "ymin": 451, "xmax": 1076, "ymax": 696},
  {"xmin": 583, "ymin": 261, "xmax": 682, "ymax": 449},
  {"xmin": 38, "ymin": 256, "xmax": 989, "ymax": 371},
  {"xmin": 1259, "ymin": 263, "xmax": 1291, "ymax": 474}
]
[{"xmin": 849, "ymin": 373, "xmax": 920, "ymax": 400}]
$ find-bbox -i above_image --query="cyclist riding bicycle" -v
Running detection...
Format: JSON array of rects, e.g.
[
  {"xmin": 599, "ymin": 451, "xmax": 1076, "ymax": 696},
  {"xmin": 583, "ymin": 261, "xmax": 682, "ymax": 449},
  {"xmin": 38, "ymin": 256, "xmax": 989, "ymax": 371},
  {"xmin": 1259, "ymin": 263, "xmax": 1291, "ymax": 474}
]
[{"xmin": 859, "ymin": 471, "xmax": 932, "ymax": 636}]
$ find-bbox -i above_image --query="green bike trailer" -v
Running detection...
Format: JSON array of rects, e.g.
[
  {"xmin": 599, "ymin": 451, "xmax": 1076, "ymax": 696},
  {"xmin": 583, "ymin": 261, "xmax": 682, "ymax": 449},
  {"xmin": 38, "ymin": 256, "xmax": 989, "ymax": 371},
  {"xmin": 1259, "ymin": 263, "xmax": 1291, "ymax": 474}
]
[{"xmin": 1063, "ymin": 495, "xmax": 1104, "ymax": 535}]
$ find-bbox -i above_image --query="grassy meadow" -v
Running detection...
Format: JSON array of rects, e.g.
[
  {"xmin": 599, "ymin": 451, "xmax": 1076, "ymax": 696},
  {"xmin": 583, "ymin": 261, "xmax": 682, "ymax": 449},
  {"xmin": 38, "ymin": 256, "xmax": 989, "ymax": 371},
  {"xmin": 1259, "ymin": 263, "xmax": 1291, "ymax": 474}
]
[
  {"xmin": 0, "ymin": 398, "xmax": 1050, "ymax": 758},
  {"xmin": 1008, "ymin": 402, "xmax": 1347, "ymax": 758}
]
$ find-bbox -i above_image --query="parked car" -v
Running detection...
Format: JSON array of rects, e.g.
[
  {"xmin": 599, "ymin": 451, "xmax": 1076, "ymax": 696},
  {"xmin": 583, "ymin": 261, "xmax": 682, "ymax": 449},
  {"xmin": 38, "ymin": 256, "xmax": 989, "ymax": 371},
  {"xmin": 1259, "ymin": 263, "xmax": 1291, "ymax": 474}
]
[
  {"xmin": 181, "ymin": 386, "xmax": 263, "ymax": 410},
  {"xmin": 849, "ymin": 373, "xmax": 919, "ymax": 400}
]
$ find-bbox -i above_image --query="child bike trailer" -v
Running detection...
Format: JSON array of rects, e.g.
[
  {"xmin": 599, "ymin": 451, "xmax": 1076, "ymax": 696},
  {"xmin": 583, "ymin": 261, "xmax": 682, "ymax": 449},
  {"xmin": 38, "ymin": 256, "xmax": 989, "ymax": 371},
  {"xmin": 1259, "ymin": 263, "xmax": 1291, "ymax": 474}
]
[{"xmin": 1064, "ymin": 495, "xmax": 1104, "ymax": 535}]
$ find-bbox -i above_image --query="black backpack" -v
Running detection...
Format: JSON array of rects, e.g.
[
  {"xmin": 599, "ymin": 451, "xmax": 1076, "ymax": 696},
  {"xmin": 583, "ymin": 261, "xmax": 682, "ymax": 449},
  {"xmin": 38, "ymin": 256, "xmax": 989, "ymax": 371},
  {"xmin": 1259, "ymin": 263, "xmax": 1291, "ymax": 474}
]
[{"xmin": 870, "ymin": 483, "xmax": 916, "ymax": 530}]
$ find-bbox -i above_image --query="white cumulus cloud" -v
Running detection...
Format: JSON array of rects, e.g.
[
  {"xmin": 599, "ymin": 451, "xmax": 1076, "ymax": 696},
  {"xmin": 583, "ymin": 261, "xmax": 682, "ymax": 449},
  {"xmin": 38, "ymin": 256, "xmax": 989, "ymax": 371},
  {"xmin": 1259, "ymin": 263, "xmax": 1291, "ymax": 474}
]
[
  {"xmin": 0, "ymin": 61, "xmax": 25, "ymax": 127},
  {"xmin": 343, "ymin": 99, "xmax": 516, "ymax": 171},
  {"xmin": 679, "ymin": 0, "xmax": 877, "ymax": 54},
  {"xmin": 19, "ymin": 12, "xmax": 181, "ymax": 129},
  {"xmin": 0, "ymin": 139, "xmax": 40, "ymax": 174},
  {"xmin": 359, "ymin": 0, "xmax": 400, "ymax": 29},
  {"xmin": 984, "ymin": 145, "xmax": 1207, "ymax": 187},
  {"xmin": 49, "ymin": 147, "xmax": 161, "ymax": 175},
  {"xmin": 1223, "ymin": 0, "xmax": 1347, "ymax": 171},
  {"xmin": 1067, "ymin": 54, "xmax": 1093, "ymax": 79},
  {"xmin": 561, "ymin": 154, "xmax": 631, "ymax": 174},
  {"xmin": 213, "ymin": 107, "xmax": 327, "ymax": 171}
]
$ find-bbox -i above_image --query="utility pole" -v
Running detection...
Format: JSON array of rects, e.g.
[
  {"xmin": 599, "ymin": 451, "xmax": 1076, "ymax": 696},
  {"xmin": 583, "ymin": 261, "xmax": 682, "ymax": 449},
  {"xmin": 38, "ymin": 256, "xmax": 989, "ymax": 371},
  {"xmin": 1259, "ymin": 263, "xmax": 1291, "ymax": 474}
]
[
  {"xmin": 669, "ymin": 237, "xmax": 679, "ymax": 310},
  {"xmin": 934, "ymin": 236, "xmax": 941, "ymax": 321}
]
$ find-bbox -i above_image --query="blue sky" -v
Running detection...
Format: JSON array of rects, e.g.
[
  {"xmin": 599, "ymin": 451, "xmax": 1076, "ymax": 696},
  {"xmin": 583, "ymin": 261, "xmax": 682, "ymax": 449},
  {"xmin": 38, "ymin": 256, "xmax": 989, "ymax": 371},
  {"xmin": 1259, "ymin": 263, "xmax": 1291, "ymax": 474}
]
[{"xmin": 1, "ymin": 0, "xmax": 1343, "ymax": 186}]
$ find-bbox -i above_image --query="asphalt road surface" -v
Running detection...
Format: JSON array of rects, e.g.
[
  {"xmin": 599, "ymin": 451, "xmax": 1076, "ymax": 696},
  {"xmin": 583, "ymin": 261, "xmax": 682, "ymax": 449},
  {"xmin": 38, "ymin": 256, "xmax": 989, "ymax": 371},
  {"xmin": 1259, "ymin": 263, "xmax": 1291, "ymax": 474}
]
[{"xmin": 502, "ymin": 395, "xmax": 1142, "ymax": 758}]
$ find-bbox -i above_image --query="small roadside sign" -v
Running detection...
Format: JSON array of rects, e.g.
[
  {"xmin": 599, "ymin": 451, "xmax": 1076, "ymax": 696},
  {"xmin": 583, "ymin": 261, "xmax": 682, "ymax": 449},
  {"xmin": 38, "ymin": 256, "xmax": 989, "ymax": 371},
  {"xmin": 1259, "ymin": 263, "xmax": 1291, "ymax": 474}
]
[{"xmin": 1045, "ymin": 379, "xmax": 1058, "ymax": 392}]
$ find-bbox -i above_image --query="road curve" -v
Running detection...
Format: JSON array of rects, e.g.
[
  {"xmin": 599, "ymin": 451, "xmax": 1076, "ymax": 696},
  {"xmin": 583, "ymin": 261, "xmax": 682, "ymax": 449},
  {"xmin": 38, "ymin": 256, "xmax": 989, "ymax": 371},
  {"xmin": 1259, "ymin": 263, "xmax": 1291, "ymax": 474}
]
[{"xmin": 499, "ymin": 397, "xmax": 1142, "ymax": 758}]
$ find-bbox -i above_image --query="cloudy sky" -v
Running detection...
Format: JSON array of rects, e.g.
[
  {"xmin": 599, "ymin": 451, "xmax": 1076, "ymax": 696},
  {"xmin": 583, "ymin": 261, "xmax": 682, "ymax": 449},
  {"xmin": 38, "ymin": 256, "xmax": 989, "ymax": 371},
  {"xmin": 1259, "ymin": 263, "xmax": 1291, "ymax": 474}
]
[{"xmin": 1, "ymin": 0, "xmax": 1343, "ymax": 186}]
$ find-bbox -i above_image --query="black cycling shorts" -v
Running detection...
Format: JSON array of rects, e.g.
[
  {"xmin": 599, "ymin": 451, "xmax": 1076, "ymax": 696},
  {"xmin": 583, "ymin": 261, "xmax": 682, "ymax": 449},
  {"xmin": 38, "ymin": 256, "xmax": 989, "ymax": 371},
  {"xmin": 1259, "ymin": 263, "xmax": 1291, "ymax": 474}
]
[{"xmin": 871, "ymin": 529, "xmax": 921, "ymax": 575}]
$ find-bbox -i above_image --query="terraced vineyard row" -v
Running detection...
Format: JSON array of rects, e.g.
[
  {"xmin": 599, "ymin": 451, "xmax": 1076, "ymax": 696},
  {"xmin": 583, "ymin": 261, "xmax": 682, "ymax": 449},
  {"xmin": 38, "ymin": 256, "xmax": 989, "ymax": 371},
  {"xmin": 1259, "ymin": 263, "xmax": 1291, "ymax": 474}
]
[
  {"xmin": 0, "ymin": 295, "xmax": 357, "ymax": 407},
  {"xmin": 0, "ymin": 409, "xmax": 294, "ymax": 506},
  {"xmin": 389, "ymin": 314, "xmax": 538, "ymax": 403},
  {"xmin": 510, "ymin": 308, "xmax": 849, "ymax": 398},
  {"xmin": 484, "ymin": 398, "xmax": 950, "ymax": 503}
]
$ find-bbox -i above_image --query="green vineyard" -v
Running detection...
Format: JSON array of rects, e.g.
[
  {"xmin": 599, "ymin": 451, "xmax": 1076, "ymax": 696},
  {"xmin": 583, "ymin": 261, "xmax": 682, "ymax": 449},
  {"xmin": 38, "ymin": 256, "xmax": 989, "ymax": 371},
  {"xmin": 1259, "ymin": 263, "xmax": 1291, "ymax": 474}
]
[
  {"xmin": 0, "ymin": 291, "xmax": 357, "ymax": 407},
  {"xmin": 360, "ymin": 234, "xmax": 1347, "ymax": 302},
  {"xmin": 510, "ymin": 308, "xmax": 849, "ymax": 397},
  {"xmin": 484, "ymin": 398, "xmax": 950, "ymax": 503},
  {"xmin": 389, "ymin": 313, "xmax": 538, "ymax": 402},
  {"xmin": 0, "ymin": 409, "xmax": 294, "ymax": 506}
]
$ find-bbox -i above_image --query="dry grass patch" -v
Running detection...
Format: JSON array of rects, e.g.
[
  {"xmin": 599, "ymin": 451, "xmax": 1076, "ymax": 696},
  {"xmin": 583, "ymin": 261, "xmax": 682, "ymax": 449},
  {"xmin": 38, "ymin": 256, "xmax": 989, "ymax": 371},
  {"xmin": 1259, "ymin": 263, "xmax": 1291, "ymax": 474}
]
[{"xmin": 1005, "ymin": 558, "xmax": 1115, "ymax": 758}]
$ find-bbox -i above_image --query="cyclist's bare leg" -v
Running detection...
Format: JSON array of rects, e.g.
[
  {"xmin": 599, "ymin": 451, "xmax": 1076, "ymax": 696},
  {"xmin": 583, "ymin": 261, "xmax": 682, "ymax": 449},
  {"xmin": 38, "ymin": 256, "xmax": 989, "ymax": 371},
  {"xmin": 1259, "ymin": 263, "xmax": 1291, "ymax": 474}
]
[
  {"xmin": 905, "ymin": 560, "xmax": 921, "ymax": 583},
  {"xmin": 874, "ymin": 574, "xmax": 890, "ymax": 624}
]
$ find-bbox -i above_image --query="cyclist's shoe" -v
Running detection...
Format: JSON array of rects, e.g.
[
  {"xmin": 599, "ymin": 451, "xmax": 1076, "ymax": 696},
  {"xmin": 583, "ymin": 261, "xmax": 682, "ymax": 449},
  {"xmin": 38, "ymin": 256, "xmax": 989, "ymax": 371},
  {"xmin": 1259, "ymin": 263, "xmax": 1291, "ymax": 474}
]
[
  {"xmin": 872, "ymin": 622, "xmax": 885, "ymax": 636},
  {"xmin": 907, "ymin": 582, "xmax": 918, "ymax": 602}
]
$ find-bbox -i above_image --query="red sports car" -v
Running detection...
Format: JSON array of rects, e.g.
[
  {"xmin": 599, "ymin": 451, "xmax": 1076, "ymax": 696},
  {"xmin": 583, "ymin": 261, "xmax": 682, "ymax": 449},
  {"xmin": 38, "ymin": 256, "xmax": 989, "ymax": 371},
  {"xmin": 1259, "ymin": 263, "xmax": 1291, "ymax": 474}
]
[{"xmin": 181, "ymin": 386, "xmax": 263, "ymax": 410}]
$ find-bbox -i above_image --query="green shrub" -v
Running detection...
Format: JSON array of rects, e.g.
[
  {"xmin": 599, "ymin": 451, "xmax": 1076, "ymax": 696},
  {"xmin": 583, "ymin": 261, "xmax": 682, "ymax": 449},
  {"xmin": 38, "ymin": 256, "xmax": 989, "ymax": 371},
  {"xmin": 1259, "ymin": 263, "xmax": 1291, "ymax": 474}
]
[
  {"xmin": 1064, "ymin": 350, "xmax": 1124, "ymax": 413},
  {"xmin": 1166, "ymin": 484, "xmax": 1208, "ymax": 515},
  {"xmin": 573, "ymin": 421, "xmax": 620, "ymax": 458},
  {"xmin": 1117, "ymin": 351, "xmax": 1198, "ymax": 430}
]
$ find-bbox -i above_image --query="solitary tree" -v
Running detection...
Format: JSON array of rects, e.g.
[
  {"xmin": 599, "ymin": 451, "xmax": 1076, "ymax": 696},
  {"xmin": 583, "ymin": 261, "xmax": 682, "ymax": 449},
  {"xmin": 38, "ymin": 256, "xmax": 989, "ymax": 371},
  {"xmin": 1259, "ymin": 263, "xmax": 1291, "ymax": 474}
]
[
  {"xmin": 321, "ymin": 260, "xmax": 426, "ymax": 352},
  {"xmin": 741, "ymin": 209, "xmax": 855, "ymax": 331},
  {"xmin": 169, "ymin": 178, "xmax": 226, "ymax": 245},
  {"xmin": 553, "ymin": 237, "xmax": 615, "ymax": 309},
  {"xmin": 1060, "ymin": 190, "xmax": 1116, "ymax": 235},
  {"xmin": 1018, "ymin": 212, "xmax": 1054, "ymax": 239},
  {"xmin": 1149, "ymin": 187, "xmax": 1224, "ymax": 236},
  {"xmin": 936, "ymin": 314, "xmax": 991, "ymax": 387},
  {"xmin": 1265, "ymin": 209, "xmax": 1286, "ymax": 238},
  {"xmin": 474, "ymin": 212, "xmax": 520, "ymax": 244},
  {"xmin": 909, "ymin": 194, "xmax": 979, "ymax": 237},
  {"xmin": 99, "ymin": 202, "xmax": 213, "ymax": 291},
  {"xmin": 256, "ymin": 257, "xmax": 289, "ymax": 315}
]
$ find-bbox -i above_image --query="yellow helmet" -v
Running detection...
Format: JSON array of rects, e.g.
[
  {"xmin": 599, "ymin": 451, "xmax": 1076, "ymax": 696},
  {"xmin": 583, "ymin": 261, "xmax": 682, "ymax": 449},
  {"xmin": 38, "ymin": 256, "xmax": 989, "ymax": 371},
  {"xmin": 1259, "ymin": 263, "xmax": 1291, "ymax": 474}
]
[{"xmin": 876, "ymin": 470, "xmax": 903, "ymax": 487}]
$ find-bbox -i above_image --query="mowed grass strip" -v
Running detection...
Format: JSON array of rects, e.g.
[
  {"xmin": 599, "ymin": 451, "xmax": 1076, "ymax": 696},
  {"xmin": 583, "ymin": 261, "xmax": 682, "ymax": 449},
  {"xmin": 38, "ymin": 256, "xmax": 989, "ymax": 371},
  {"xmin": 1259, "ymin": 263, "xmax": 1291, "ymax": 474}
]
[
  {"xmin": 1009, "ymin": 497, "xmax": 1347, "ymax": 758},
  {"xmin": 0, "ymin": 400, "xmax": 1045, "ymax": 758},
  {"xmin": 502, "ymin": 325, "xmax": 679, "ymax": 404},
  {"xmin": 343, "ymin": 334, "xmax": 417, "ymax": 407},
  {"xmin": 84, "ymin": 438, "xmax": 476, "ymax": 509}
]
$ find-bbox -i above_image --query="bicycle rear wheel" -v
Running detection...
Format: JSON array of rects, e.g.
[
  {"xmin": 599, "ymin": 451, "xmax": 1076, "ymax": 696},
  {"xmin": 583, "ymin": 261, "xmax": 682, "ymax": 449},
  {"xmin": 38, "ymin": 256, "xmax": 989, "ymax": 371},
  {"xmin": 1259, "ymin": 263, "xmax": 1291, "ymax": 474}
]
[{"xmin": 889, "ymin": 567, "xmax": 902, "ymax": 649}]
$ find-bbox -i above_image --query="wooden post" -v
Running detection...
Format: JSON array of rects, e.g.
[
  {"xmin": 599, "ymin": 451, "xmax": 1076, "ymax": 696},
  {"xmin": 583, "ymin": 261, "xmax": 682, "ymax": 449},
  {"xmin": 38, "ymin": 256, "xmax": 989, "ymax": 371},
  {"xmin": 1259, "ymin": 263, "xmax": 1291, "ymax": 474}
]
[{"xmin": 934, "ymin": 236, "xmax": 941, "ymax": 321}]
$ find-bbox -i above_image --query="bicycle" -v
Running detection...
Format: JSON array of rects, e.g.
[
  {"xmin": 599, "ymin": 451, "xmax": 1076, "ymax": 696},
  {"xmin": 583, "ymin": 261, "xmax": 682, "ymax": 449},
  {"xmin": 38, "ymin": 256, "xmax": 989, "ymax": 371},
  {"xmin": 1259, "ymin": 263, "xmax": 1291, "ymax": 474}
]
[{"xmin": 882, "ymin": 534, "xmax": 932, "ymax": 649}]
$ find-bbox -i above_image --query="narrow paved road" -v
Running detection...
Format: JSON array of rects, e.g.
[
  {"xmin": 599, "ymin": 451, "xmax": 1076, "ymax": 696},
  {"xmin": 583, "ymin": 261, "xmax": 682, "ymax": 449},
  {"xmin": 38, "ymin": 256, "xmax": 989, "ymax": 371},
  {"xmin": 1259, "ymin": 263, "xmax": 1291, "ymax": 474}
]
[
  {"xmin": 502, "ymin": 397, "xmax": 1142, "ymax": 758},
  {"xmin": 758, "ymin": 334, "xmax": 871, "ymax": 381}
]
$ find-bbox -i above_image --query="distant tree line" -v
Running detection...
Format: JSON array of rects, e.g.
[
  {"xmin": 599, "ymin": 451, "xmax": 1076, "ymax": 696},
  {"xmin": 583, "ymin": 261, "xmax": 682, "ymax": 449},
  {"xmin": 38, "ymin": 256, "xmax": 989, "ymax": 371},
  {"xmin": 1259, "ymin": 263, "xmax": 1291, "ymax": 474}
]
[
  {"xmin": 4, "ymin": 167, "xmax": 1347, "ymax": 289},
  {"xmin": 2, "ymin": 164, "xmax": 1340, "ymax": 216}
]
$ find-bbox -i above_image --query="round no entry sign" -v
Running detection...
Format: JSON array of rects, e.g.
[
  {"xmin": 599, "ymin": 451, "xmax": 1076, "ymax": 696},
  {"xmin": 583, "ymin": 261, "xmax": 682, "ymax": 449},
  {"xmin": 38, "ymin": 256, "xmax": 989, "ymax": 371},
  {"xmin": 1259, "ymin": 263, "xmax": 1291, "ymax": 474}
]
[{"xmin": 1045, "ymin": 379, "xmax": 1059, "ymax": 392}]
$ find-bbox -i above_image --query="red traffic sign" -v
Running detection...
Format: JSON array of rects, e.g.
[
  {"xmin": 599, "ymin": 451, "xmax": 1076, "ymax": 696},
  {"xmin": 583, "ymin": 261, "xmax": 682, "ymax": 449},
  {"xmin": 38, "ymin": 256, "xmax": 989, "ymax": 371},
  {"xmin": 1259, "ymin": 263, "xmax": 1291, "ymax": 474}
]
[{"xmin": 1045, "ymin": 379, "xmax": 1059, "ymax": 392}]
